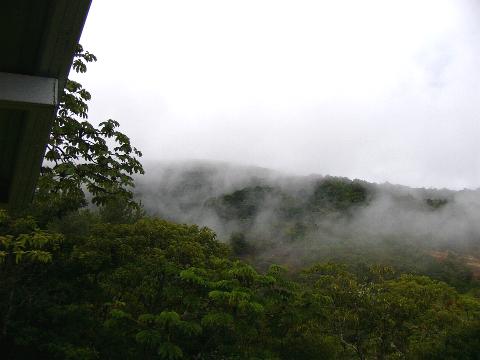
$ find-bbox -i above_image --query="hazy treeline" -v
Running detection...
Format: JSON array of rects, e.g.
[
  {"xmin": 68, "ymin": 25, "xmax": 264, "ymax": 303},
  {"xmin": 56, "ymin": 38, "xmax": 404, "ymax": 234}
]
[
  {"xmin": 1, "ymin": 161, "xmax": 479, "ymax": 359},
  {"xmin": 135, "ymin": 161, "xmax": 480, "ymax": 277}
]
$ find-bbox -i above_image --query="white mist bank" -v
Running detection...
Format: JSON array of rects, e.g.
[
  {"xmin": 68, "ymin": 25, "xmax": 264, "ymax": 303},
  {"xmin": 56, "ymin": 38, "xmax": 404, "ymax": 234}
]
[{"xmin": 134, "ymin": 161, "xmax": 480, "ymax": 262}]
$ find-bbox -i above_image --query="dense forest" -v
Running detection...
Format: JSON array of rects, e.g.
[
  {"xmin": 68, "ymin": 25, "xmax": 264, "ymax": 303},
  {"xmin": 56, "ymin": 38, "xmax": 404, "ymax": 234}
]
[
  {"xmin": 1, "ymin": 209, "xmax": 480, "ymax": 359},
  {"xmin": 1, "ymin": 48, "xmax": 480, "ymax": 359},
  {"xmin": 135, "ymin": 162, "xmax": 480, "ymax": 288}
]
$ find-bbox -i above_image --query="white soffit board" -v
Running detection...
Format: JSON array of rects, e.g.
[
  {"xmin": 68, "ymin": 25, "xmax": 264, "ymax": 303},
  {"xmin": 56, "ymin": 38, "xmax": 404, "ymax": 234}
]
[{"xmin": 0, "ymin": 72, "xmax": 58, "ymax": 109}]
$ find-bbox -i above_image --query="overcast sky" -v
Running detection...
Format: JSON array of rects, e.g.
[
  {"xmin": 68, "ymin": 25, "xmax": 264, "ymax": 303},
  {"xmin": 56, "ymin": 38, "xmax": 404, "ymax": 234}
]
[{"xmin": 78, "ymin": 0, "xmax": 480, "ymax": 189}]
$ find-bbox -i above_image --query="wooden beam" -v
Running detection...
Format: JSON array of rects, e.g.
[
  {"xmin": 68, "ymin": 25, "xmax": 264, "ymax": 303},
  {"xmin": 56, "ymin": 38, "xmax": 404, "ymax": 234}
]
[{"xmin": 0, "ymin": 72, "xmax": 58, "ymax": 109}]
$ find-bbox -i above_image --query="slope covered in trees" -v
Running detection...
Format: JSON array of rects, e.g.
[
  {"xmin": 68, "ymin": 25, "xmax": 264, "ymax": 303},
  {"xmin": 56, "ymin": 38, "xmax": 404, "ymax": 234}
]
[
  {"xmin": 134, "ymin": 162, "xmax": 480, "ymax": 290},
  {"xmin": 1, "ymin": 210, "xmax": 479, "ymax": 359}
]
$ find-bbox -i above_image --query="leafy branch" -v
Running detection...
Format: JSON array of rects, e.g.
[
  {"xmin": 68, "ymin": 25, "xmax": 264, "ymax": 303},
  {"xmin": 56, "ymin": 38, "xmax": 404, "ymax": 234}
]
[{"xmin": 36, "ymin": 44, "xmax": 144, "ymax": 216}]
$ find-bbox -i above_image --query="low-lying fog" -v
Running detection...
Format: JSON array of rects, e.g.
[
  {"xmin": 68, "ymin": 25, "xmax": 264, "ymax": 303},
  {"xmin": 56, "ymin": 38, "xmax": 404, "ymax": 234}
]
[{"xmin": 134, "ymin": 161, "xmax": 480, "ymax": 266}]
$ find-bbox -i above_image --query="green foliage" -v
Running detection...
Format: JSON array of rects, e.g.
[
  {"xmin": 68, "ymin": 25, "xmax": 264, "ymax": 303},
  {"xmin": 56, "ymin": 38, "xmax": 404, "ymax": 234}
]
[
  {"xmin": 210, "ymin": 185, "xmax": 275, "ymax": 220},
  {"xmin": 0, "ymin": 210, "xmax": 63, "ymax": 265},
  {"xmin": 310, "ymin": 177, "xmax": 369, "ymax": 211},
  {"xmin": 35, "ymin": 44, "xmax": 144, "ymax": 221},
  {"xmin": 426, "ymin": 198, "xmax": 448, "ymax": 209},
  {"xmin": 0, "ymin": 210, "xmax": 478, "ymax": 359},
  {"xmin": 229, "ymin": 232, "xmax": 253, "ymax": 256}
]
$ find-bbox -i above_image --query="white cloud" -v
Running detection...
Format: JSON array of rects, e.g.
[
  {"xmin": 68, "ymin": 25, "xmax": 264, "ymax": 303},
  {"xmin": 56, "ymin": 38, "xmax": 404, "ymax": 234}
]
[{"xmin": 78, "ymin": 0, "xmax": 480, "ymax": 189}]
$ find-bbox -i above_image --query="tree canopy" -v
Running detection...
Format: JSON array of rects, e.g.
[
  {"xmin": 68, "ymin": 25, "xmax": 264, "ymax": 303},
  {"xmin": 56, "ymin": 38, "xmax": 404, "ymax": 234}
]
[
  {"xmin": 1, "ymin": 211, "xmax": 479, "ymax": 359},
  {"xmin": 35, "ymin": 45, "xmax": 144, "ymax": 219}
]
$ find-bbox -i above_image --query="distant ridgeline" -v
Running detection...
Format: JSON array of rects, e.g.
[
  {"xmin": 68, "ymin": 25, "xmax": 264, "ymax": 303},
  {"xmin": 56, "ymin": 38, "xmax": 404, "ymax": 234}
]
[
  {"xmin": 134, "ymin": 161, "xmax": 478, "ymax": 287},
  {"xmin": 206, "ymin": 176, "xmax": 449, "ymax": 226}
]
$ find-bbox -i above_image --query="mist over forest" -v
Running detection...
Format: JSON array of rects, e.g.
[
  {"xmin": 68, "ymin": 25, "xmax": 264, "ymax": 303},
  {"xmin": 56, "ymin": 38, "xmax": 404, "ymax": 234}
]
[
  {"xmin": 6, "ymin": 0, "xmax": 480, "ymax": 356},
  {"xmin": 134, "ymin": 161, "xmax": 480, "ymax": 279},
  {"xmin": 5, "ymin": 0, "xmax": 480, "ymax": 357}
]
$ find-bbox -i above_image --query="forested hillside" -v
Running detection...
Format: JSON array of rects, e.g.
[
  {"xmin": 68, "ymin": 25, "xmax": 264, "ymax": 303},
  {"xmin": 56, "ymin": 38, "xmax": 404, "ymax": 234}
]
[
  {"xmin": 2, "ymin": 161, "xmax": 479, "ymax": 359},
  {"xmin": 1, "ymin": 210, "xmax": 479, "ymax": 359},
  {"xmin": 135, "ymin": 162, "xmax": 480, "ymax": 290}
]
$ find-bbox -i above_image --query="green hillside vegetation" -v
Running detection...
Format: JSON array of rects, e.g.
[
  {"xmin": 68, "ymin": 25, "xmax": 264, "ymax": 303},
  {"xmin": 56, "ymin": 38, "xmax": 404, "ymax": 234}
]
[
  {"xmin": 208, "ymin": 186, "xmax": 277, "ymax": 221},
  {"xmin": 196, "ymin": 177, "xmax": 478, "ymax": 290},
  {"xmin": 309, "ymin": 177, "xmax": 370, "ymax": 211},
  {"xmin": 1, "ymin": 210, "xmax": 479, "ymax": 359}
]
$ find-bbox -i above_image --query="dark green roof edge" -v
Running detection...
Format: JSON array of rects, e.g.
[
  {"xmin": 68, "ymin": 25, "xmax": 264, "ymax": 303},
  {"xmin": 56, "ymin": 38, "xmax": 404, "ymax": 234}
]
[{"xmin": 0, "ymin": 0, "xmax": 92, "ymax": 213}]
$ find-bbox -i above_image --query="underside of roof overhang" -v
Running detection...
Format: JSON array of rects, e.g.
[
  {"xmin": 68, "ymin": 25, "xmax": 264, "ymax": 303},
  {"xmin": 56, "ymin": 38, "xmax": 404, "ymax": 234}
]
[{"xmin": 0, "ymin": 0, "xmax": 92, "ymax": 213}]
